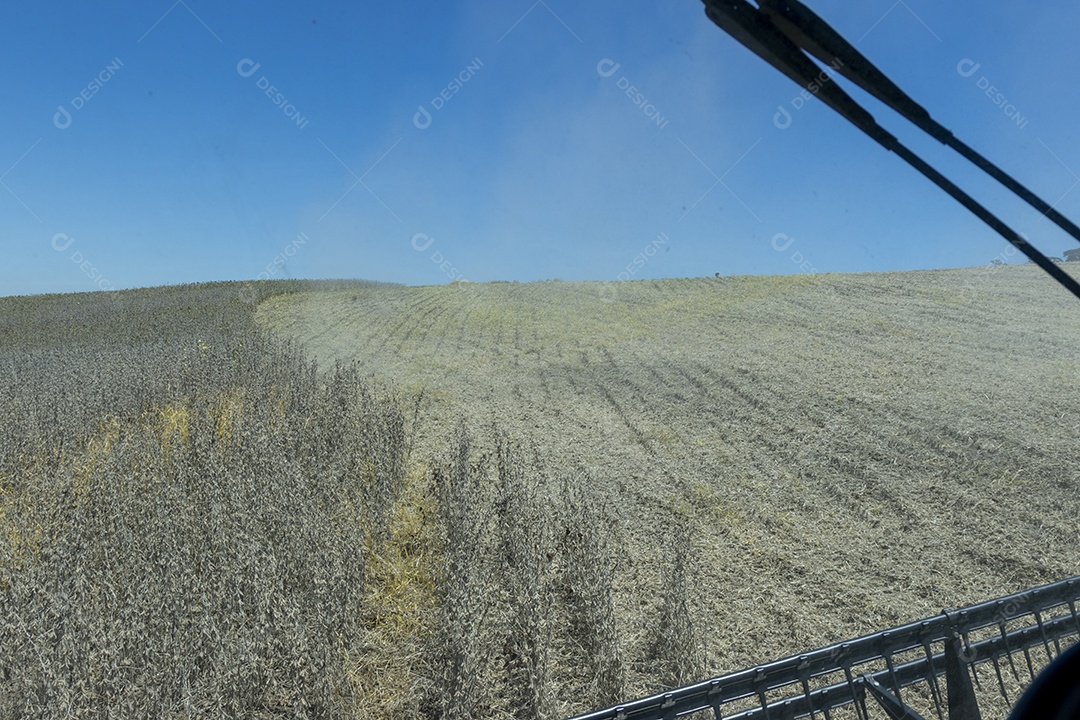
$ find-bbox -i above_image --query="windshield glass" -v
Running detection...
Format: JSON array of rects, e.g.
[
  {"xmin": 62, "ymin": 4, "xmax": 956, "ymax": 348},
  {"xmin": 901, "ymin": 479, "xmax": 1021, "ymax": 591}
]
[{"xmin": 2, "ymin": 3, "xmax": 1078, "ymax": 719}]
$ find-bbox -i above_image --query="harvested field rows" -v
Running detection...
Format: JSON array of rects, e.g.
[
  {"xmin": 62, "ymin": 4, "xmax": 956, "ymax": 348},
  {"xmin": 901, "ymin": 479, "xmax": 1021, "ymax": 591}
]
[{"xmin": 260, "ymin": 265, "xmax": 1080, "ymax": 710}]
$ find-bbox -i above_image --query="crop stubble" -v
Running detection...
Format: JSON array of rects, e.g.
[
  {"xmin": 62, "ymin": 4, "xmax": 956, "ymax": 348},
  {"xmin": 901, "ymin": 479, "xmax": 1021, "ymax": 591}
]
[{"xmin": 259, "ymin": 266, "xmax": 1080, "ymax": 713}]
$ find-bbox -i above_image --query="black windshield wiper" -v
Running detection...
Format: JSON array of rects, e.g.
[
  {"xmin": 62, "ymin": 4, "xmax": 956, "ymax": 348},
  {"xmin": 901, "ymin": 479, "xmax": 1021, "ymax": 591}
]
[{"xmin": 702, "ymin": 0, "xmax": 1080, "ymax": 300}]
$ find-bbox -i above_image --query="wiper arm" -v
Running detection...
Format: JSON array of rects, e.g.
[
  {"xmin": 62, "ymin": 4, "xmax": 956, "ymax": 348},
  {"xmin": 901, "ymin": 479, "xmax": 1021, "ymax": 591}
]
[
  {"xmin": 703, "ymin": 0, "xmax": 893, "ymax": 144},
  {"xmin": 702, "ymin": 0, "xmax": 1080, "ymax": 301},
  {"xmin": 756, "ymin": 0, "xmax": 1080, "ymax": 245}
]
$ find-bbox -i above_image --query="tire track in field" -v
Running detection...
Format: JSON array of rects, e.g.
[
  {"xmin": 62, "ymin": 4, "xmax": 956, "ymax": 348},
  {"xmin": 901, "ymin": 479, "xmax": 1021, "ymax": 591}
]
[
  {"xmin": 336, "ymin": 290, "xmax": 432, "ymax": 369},
  {"xmin": 681, "ymin": 350, "xmax": 1071, "ymax": 558},
  {"xmin": 453, "ymin": 294, "xmax": 485, "ymax": 367},
  {"xmin": 660, "ymin": 355, "xmax": 916, "ymax": 528},
  {"xmin": 320, "ymin": 296, "xmax": 388, "ymax": 359},
  {"xmin": 593, "ymin": 344, "xmax": 699, "ymax": 457},
  {"xmin": 685, "ymin": 357, "xmax": 942, "ymax": 486},
  {"xmin": 342, "ymin": 306, "xmax": 390, "ymax": 360},
  {"xmin": 557, "ymin": 371, "xmax": 648, "ymax": 455},
  {"xmin": 597, "ymin": 347, "xmax": 652, "ymax": 410},
  {"xmin": 421, "ymin": 287, "xmax": 479, "ymax": 361},
  {"xmin": 690, "ymin": 353, "xmax": 935, "ymax": 478},
  {"xmin": 659, "ymin": 359, "xmax": 801, "ymax": 457},
  {"xmin": 659, "ymin": 352, "xmax": 967, "ymax": 634},
  {"xmin": 259, "ymin": 271, "xmax": 1080, "ymax": 672},
  {"xmin": 830, "ymin": 391, "xmax": 1059, "ymax": 481},
  {"xmin": 656, "ymin": 362, "xmax": 794, "ymax": 442},
  {"xmin": 388, "ymin": 295, "xmax": 440, "ymax": 356},
  {"xmin": 589, "ymin": 376, "xmax": 653, "ymax": 453},
  {"xmin": 323, "ymin": 288, "xmax": 421, "ymax": 354},
  {"xmin": 364, "ymin": 289, "xmax": 440, "ymax": 359},
  {"xmin": 712, "ymin": 323, "xmax": 1064, "ymax": 484},
  {"xmin": 393, "ymin": 293, "xmax": 458, "ymax": 357}
]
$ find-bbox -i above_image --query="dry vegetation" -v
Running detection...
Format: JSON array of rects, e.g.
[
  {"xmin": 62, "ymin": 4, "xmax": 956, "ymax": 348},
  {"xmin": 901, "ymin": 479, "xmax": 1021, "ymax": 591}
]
[
  {"xmin": 0, "ymin": 281, "xmax": 410, "ymax": 717},
  {"xmin": 1, "ymin": 265, "xmax": 1078, "ymax": 718},
  {"xmin": 260, "ymin": 265, "xmax": 1080, "ymax": 717}
]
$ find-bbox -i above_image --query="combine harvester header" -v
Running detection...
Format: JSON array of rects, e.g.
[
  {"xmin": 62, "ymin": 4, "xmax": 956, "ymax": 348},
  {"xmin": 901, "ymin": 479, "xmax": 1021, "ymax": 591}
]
[{"xmin": 568, "ymin": 576, "xmax": 1080, "ymax": 720}]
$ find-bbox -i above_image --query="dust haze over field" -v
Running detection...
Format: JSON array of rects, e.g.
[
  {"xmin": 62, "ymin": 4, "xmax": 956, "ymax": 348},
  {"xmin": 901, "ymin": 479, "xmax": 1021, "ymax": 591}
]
[{"xmin": 259, "ymin": 265, "xmax": 1080, "ymax": 702}]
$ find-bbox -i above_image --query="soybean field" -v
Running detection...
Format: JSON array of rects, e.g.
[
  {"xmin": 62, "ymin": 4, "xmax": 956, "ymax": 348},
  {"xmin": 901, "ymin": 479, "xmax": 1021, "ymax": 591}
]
[
  {"xmin": 2, "ymin": 266, "xmax": 1078, "ymax": 719},
  {"xmin": 259, "ymin": 265, "xmax": 1080, "ymax": 713}
]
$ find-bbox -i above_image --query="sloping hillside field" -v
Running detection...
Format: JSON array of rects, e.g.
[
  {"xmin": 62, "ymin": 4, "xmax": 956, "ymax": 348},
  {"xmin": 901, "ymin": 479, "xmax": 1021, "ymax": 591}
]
[
  {"xmin": 259, "ymin": 266, "xmax": 1080, "ymax": 714},
  {"xmin": 2, "ymin": 268, "xmax": 1077, "ymax": 718}
]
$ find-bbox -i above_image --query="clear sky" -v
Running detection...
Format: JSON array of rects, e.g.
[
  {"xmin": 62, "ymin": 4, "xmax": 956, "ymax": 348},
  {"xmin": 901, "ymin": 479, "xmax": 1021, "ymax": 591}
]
[{"xmin": 2, "ymin": 1, "xmax": 1079, "ymax": 295}]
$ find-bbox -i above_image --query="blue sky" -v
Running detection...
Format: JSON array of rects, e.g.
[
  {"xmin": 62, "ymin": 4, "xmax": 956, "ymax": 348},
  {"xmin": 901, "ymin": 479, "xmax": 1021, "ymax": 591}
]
[{"xmin": 2, "ymin": 1, "xmax": 1079, "ymax": 295}]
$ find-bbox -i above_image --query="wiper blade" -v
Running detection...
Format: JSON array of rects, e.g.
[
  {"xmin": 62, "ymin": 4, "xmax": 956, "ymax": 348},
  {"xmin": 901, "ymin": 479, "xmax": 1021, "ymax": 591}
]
[
  {"xmin": 703, "ymin": 0, "xmax": 892, "ymax": 143},
  {"xmin": 702, "ymin": 0, "xmax": 1080, "ymax": 301},
  {"xmin": 756, "ymin": 0, "xmax": 1080, "ymax": 246}
]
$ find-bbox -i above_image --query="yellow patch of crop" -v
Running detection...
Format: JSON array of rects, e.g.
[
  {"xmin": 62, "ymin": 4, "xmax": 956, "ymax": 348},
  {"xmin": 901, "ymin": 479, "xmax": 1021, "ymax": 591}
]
[
  {"xmin": 157, "ymin": 403, "xmax": 191, "ymax": 450},
  {"xmin": 642, "ymin": 424, "xmax": 678, "ymax": 449},
  {"xmin": 688, "ymin": 478, "xmax": 745, "ymax": 528},
  {"xmin": 68, "ymin": 414, "xmax": 123, "ymax": 500},
  {"xmin": 212, "ymin": 388, "xmax": 244, "ymax": 444},
  {"xmin": 348, "ymin": 462, "xmax": 440, "ymax": 716},
  {"xmin": 265, "ymin": 383, "xmax": 289, "ymax": 426},
  {"xmin": 89, "ymin": 414, "xmax": 122, "ymax": 457},
  {"xmin": 144, "ymin": 402, "xmax": 194, "ymax": 473},
  {"xmin": 364, "ymin": 463, "xmax": 439, "ymax": 636},
  {"xmin": 0, "ymin": 486, "xmax": 45, "ymax": 581}
]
